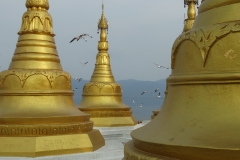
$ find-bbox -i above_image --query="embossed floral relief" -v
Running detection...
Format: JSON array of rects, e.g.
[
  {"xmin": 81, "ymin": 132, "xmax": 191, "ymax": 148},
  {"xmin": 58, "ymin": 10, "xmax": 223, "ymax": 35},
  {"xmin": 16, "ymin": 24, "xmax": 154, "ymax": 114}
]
[
  {"xmin": 171, "ymin": 21, "xmax": 240, "ymax": 69},
  {"xmin": 100, "ymin": 84, "xmax": 115, "ymax": 93},
  {"xmin": 0, "ymin": 121, "xmax": 93, "ymax": 136},
  {"xmin": 83, "ymin": 82, "xmax": 121, "ymax": 94},
  {"xmin": 0, "ymin": 70, "xmax": 71, "ymax": 89},
  {"xmin": 96, "ymin": 55, "xmax": 110, "ymax": 65},
  {"xmin": 19, "ymin": 11, "xmax": 53, "ymax": 35},
  {"xmin": 84, "ymin": 110, "xmax": 132, "ymax": 117}
]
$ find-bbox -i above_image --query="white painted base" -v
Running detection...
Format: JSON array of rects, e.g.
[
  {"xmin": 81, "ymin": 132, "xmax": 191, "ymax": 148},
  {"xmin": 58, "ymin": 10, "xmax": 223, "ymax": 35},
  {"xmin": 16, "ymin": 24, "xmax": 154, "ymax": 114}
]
[{"xmin": 0, "ymin": 121, "xmax": 149, "ymax": 160}]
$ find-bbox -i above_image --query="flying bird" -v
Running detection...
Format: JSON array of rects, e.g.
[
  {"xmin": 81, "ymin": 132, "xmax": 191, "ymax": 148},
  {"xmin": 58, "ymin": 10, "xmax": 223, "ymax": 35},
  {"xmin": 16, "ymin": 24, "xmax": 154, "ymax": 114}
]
[
  {"xmin": 154, "ymin": 63, "xmax": 169, "ymax": 69},
  {"xmin": 157, "ymin": 92, "xmax": 161, "ymax": 98},
  {"xmin": 73, "ymin": 88, "xmax": 77, "ymax": 92},
  {"xmin": 133, "ymin": 100, "xmax": 135, "ymax": 104},
  {"xmin": 141, "ymin": 91, "xmax": 147, "ymax": 95},
  {"xmin": 154, "ymin": 88, "xmax": 159, "ymax": 93},
  {"xmin": 76, "ymin": 78, "xmax": 82, "ymax": 82},
  {"xmin": 70, "ymin": 34, "xmax": 93, "ymax": 43},
  {"xmin": 80, "ymin": 62, "xmax": 88, "ymax": 66},
  {"xmin": 154, "ymin": 63, "xmax": 164, "ymax": 68}
]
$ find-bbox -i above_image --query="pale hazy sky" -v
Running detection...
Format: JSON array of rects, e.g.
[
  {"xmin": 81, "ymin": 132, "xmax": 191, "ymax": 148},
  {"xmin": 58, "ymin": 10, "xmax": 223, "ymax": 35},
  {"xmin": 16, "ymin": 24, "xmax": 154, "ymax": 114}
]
[{"xmin": 0, "ymin": 0, "xmax": 190, "ymax": 81}]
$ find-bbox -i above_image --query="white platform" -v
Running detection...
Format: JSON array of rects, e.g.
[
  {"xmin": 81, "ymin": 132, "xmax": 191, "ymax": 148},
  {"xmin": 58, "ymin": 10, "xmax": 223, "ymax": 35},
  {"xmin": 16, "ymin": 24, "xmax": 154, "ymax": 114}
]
[{"xmin": 0, "ymin": 121, "xmax": 149, "ymax": 160}]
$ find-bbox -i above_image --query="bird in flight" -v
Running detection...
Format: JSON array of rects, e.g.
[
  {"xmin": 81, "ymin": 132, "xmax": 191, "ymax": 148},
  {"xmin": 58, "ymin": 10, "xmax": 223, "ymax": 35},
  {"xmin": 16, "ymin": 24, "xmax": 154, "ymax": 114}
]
[
  {"xmin": 141, "ymin": 91, "xmax": 147, "ymax": 95},
  {"xmin": 133, "ymin": 100, "xmax": 135, "ymax": 104},
  {"xmin": 80, "ymin": 62, "xmax": 88, "ymax": 66},
  {"xmin": 139, "ymin": 103, "xmax": 143, "ymax": 107},
  {"xmin": 73, "ymin": 88, "xmax": 78, "ymax": 92},
  {"xmin": 154, "ymin": 63, "xmax": 164, "ymax": 68},
  {"xmin": 154, "ymin": 63, "xmax": 169, "ymax": 69},
  {"xmin": 154, "ymin": 88, "xmax": 159, "ymax": 93},
  {"xmin": 76, "ymin": 78, "xmax": 82, "ymax": 82},
  {"xmin": 157, "ymin": 92, "xmax": 161, "ymax": 98},
  {"xmin": 70, "ymin": 34, "xmax": 93, "ymax": 43},
  {"xmin": 73, "ymin": 78, "xmax": 82, "ymax": 82}
]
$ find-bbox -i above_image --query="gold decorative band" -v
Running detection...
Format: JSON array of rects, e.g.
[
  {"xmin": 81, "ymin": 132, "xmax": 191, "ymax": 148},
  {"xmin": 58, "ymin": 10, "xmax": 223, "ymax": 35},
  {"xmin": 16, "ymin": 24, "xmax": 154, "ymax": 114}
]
[
  {"xmin": 0, "ymin": 122, "xmax": 93, "ymax": 137},
  {"xmin": 124, "ymin": 141, "xmax": 176, "ymax": 160},
  {"xmin": 168, "ymin": 72, "xmax": 240, "ymax": 85},
  {"xmin": 80, "ymin": 110, "xmax": 132, "ymax": 117},
  {"xmin": 0, "ymin": 90, "xmax": 73, "ymax": 96},
  {"xmin": 82, "ymin": 93, "xmax": 122, "ymax": 96},
  {"xmin": 0, "ymin": 70, "xmax": 71, "ymax": 89}
]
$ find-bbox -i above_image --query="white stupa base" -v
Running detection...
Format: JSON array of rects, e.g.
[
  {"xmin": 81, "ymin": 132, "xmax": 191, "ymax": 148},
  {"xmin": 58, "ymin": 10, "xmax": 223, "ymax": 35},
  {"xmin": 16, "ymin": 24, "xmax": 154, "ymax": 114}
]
[{"xmin": 0, "ymin": 121, "xmax": 149, "ymax": 160}]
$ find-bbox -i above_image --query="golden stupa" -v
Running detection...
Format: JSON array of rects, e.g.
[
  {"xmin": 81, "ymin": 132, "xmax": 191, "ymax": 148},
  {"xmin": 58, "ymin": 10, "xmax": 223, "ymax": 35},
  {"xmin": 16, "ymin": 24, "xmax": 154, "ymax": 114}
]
[
  {"xmin": 0, "ymin": 0, "xmax": 104, "ymax": 157},
  {"xmin": 78, "ymin": 4, "xmax": 137, "ymax": 127},
  {"xmin": 124, "ymin": 0, "xmax": 240, "ymax": 159}
]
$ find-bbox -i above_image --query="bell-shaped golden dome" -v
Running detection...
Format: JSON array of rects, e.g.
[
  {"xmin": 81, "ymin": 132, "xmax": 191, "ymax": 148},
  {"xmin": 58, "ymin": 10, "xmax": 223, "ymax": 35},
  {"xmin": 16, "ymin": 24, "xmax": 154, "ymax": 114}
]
[
  {"xmin": 124, "ymin": 0, "xmax": 240, "ymax": 159},
  {"xmin": 0, "ymin": 0, "xmax": 105, "ymax": 157}
]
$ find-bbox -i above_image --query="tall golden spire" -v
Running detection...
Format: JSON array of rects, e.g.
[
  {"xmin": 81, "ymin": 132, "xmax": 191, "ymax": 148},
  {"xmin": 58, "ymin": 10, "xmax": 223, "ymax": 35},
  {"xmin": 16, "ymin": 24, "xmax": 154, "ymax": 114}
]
[
  {"xmin": 0, "ymin": 0, "xmax": 104, "ymax": 157},
  {"xmin": 92, "ymin": 1, "xmax": 113, "ymax": 82},
  {"xmin": 78, "ymin": 4, "xmax": 137, "ymax": 127},
  {"xmin": 183, "ymin": 0, "xmax": 198, "ymax": 32}
]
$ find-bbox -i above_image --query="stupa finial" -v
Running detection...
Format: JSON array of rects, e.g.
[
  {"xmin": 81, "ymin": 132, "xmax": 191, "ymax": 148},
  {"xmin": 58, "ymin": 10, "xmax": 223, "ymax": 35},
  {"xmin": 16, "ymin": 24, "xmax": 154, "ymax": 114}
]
[
  {"xmin": 102, "ymin": 0, "xmax": 104, "ymax": 12},
  {"xmin": 183, "ymin": 0, "xmax": 198, "ymax": 32},
  {"xmin": 98, "ymin": 1, "xmax": 108, "ymax": 34},
  {"xmin": 97, "ymin": 2, "xmax": 109, "ymax": 54},
  {"xmin": 184, "ymin": 0, "xmax": 198, "ymax": 8}
]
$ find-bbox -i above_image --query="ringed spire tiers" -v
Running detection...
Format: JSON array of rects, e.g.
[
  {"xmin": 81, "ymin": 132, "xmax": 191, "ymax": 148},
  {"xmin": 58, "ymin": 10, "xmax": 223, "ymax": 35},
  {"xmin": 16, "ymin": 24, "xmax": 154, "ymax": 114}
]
[
  {"xmin": 78, "ymin": 4, "xmax": 137, "ymax": 127},
  {"xmin": 0, "ymin": 0, "xmax": 104, "ymax": 157},
  {"xmin": 124, "ymin": 0, "xmax": 240, "ymax": 159}
]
